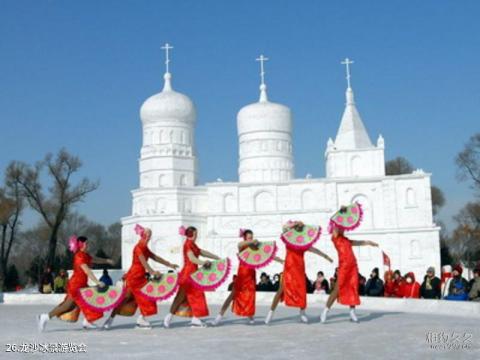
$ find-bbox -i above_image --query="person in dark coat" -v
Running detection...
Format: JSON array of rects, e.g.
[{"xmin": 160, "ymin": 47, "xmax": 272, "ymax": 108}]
[
  {"xmin": 420, "ymin": 266, "xmax": 441, "ymax": 299},
  {"xmin": 99, "ymin": 268, "xmax": 113, "ymax": 286},
  {"xmin": 365, "ymin": 267, "xmax": 384, "ymax": 297},
  {"xmin": 358, "ymin": 273, "xmax": 366, "ymax": 296},
  {"xmin": 305, "ymin": 274, "xmax": 314, "ymax": 294},
  {"xmin": 271, "ymin": 273, "xmax": 281, "ymax": 291},
  {"xmin": 39, "ymin": 267, "xmax": 54, "ymax": 294},
  {"xmin": 256, "ymin": 272, "xmax": 273, "ymax": 292},
  {"xmin": 444, "ymin": 265, "xmax": 469, "ymax": 301},
  {"xmin": 468, "ymin": 269, "xmax": 480, "ymax": 302}
]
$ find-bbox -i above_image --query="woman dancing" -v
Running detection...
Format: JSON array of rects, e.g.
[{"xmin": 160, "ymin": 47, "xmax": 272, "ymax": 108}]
[
  {"xmin": 265, "ymin": 221, "xmax": 333, "ymax": 325},
  {"xmin": 163, "ymin": 226, "xmax": 222, "ymax": 328},
  {"xmin": 103, "ymin": 225, "xmax": 178, "ymax": 330},
  {"xmin": 321, "ymin": 206, "xmax": 378, "ymax": 323},
  {"xmin": 212, "ymin": 229, "xmax": 284, "ymax": 326},
  {"xmin": 37, "ymin": 236, "xmax": 114, "ymax": 332}
]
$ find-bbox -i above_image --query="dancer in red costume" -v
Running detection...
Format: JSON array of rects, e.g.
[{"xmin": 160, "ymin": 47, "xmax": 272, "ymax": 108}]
[
  {"xmin": 37, "ymin": 236, "xmax": 114, "ymax": 332},
  {"xmin": 103, "ymin": 224, "xmax": 178, "ymax": 330},
  {"xmin": 265, "ymin": 221, "xmax": 333, "ymax": 325},
  {"xmin": 211, "ymin": 229, "xmax": 284, "ymax": 326},
  {"xmin": 164, "ymin": 226, "xmax": 222, "ymax": 328},
  {"xmin": 321, "ymin": 223, "xmax": 378, "ymax": 324}
]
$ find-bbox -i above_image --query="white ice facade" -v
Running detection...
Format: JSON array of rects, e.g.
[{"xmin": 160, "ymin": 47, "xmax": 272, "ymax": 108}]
[{"xmin": 121, "ymin": 52, "xmax": 440, "ymax": 282}]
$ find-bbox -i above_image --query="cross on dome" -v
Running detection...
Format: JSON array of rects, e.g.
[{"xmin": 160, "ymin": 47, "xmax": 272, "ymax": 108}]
[
  {"xmin": 161, "ymin": 43, "xmax": 174, "ymax": 92},
  {"xmin": 256, "ymin": 54, "xmax": 269, "ymax": 102},
  {"xmin": 341, "ymin": 57, "xmax": 354, "ymax": 89},
  {"xmin": 161, "ymin": 43, "xmax": 174, "ymax": 74}
]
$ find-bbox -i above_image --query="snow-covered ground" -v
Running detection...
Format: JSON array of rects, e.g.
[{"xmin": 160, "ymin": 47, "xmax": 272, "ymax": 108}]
[{"xmin": 0, "ymin": 304, "xmax": 478, "ymax": 359}]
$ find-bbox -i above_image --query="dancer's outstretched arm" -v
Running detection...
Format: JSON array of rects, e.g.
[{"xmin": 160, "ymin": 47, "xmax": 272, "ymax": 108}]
[
  {"xmin": 151, "ymin": 253, "xmax": 179, "ymax": 270},
  {"xmin": 187, "ymin": 250, "xmax": 211, "ymax": 266},
  {"xmin": 138, "ymin": 254, "xmax": 161, "ymax": 277},
  {"xmin": 350, "ymin": 240, "xmax": 379, "ymax": 247},
  {"xmin": 80, "ymin": 264, "xmax": 104, "ymax": 286},
  {"xmin": 91, "ymin": 256, "xmax": 115, "ymax": 266},
  {"xmin": 199, "ymin": 249, "xmax": 221, "ymax": 260},
  {"xmin": 309, "ymin": 247, "xmax": 334, "ymax": 263}
]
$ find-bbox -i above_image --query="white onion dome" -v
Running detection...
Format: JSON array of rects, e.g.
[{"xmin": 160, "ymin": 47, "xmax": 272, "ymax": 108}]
[
  {"xmin": 140, "ymin": 73, "xmax": 196, "ymax": 124},
  {"xmin": 237, "ymin": 84, "xmax": 292, "ymax": 134}
]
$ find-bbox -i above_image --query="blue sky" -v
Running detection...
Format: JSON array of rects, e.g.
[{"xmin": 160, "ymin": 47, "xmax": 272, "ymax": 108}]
[{"xmin": 1, "ymin": 1, "xmax": 479, "ymax": 230}]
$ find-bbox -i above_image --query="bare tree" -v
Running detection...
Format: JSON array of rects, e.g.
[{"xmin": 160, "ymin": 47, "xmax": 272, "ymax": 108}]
[
  {"xmin": 456, "ymin": 133, "xmax": 480, "ymax": 194},
  {"xmin": 58, "ymin": 213, "xmax": 121, "ymax": 265},
  {"xmin": 385, "ymin": 157, "xmax": 414, "ymax": 175},
  {"xmin": 449, "ymin": 202, "xmax": 480, "ymax": 268},
  {"xmin": 7, "ymin": 149, "xmax": 99, "ymax": 269},
  {"xmin": 0, "ymin": 173, "xmax": 24, "ymax": 291}
]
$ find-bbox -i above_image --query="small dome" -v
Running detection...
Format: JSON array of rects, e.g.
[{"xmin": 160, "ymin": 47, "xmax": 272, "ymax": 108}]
[
  {"xmin": 237, "ymin": 99, "xmax": 292, "ymax": 134},
  {"xmin": 140, "ymin": 73, "xmax": 196, "ymax": 124}
]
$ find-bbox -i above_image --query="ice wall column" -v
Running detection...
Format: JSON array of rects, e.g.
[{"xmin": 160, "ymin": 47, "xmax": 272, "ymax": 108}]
[
  {"xmin": 325, "ymin": 58, "xmax": 385, "ymax": 178},
  {"xmin": 237, "ymin": 54, "xmax": 295, "ymax": 183}
]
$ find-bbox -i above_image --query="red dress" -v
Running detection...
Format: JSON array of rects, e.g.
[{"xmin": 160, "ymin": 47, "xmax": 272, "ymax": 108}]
[
  {"xmin": 178, "ymin": 239, "xmax": 209, "ymax": 317},
  {"xmin": 123, "ymin": 242, "xmax": 157, "ymax": 316},
  {"xmin": 332, "ymin": 234, "xmax": 360, "ymax": 306},
  {"xmin": 232, "ymin": 245, "xmax": 256, "ymax": 317},
  {"xmin": 67, "ymin": 251, "xmax": 103, "ymax": 323},
  {"xmin": 282, "ymin": 247, "xmax": 307, "ymax": 309}
]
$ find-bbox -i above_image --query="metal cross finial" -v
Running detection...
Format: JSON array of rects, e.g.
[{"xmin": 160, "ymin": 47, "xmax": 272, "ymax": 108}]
[
  {"xmin": 341, "ymin": 57, "xmax": 354, "ymax": 88},
  {"xmin": 256, "ymin": 54, "xmax": 269, "ymax": 86},
  {"xmin": 161, "ymin": 43, "xmax": 174, "ymax": 74}
]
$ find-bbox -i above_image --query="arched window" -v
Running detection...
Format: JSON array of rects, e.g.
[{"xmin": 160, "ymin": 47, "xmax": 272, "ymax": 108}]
[
  {"xmin": 169, "ymin": 130, "xmax": 174, "ymax": 143},
  {"xmin": 301, "ymin": 189, "xmax": 316, "ymax": 210},
  {"xmin": 183, "ymin": 198, "xmax": 192, "ymax": 213},
  {"xmin": 350, "ymin": 155, "xmax": 361, "ymax": 176},
  {"xmin": 254, "ymin": 191, "xmax": 275, "ymax": 212},
  {"xmin": 156, "ymin": 198, "xmax": 166, "ymax": 214},
  {"xmin": 179, "ymin": 175, "xmax": 187, "ymax": 186},
  {"xmin": 409, "ymin": 240, "xmax": 421, "ymax": 259},
  {"xmin": 277, "ymin": 141, "xmax": 282, "ymax": 151},
  {"xmin": 180, "ymin": 131, "xmax": 186, "ymax": 144},
  {"xmin": 406, "ymin": 188, "xmax": 416, "ymax": 207},
  {"xmin": 223, "ymin": 193, "xmax": 236, "ymax": 213},
  {"xmin": 143, "ymin": 174, "xmax": 151, "ymax": 188},
  {"xmin": 158, "ymin": 175, "xmax": 165, "ymax": 187},
  {"xmin": 351, "ymin": 194, "xmax": 373, "ymax": 228}
]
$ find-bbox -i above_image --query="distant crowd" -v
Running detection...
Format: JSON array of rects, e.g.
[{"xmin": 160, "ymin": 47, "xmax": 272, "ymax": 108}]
[
  {"xmin": 38, "ymin": 267, "xmax": 113, "ymax": 294},
  {"xmin": 249, "ymin": 264, "xmax": 480, "ymax": 302},
  {"xmin": 25, "ymin": 263, "xmax": 480, "ymax": 302}
]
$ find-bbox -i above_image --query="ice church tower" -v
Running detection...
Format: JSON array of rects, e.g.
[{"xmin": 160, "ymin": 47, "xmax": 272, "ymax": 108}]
[
  {"xmin": 121, "ymin": 49, "xmax": 441, "ymax": 282},
  {"xmin": 237, "ymin": 55, "xmax": 294, "ymax": 183}
]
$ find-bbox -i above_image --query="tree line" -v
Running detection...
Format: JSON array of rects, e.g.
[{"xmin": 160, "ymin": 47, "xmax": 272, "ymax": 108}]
[{"xmin": 0, "ymin": 149, "xmax": 121, "ymax": 291}]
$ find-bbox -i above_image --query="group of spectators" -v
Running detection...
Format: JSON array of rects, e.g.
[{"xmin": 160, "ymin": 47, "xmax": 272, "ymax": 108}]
[
  {"xmin": 253, "ymin": 271, "xmax": 330, "ymax": 294},
  {"xmin": 363, "ymin": 264, "xmax": 480, "ymax": 301},
  {"xmin": 37, "ymin": 263, "xmax": 480, "ymax": 302},
  {"xmin": 39, "ymin": 267, "xmax": 113, "ymax": 294},
  {"xmin": 254, "ymin": 264, "xmax": 480, "ymax": 302}
]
